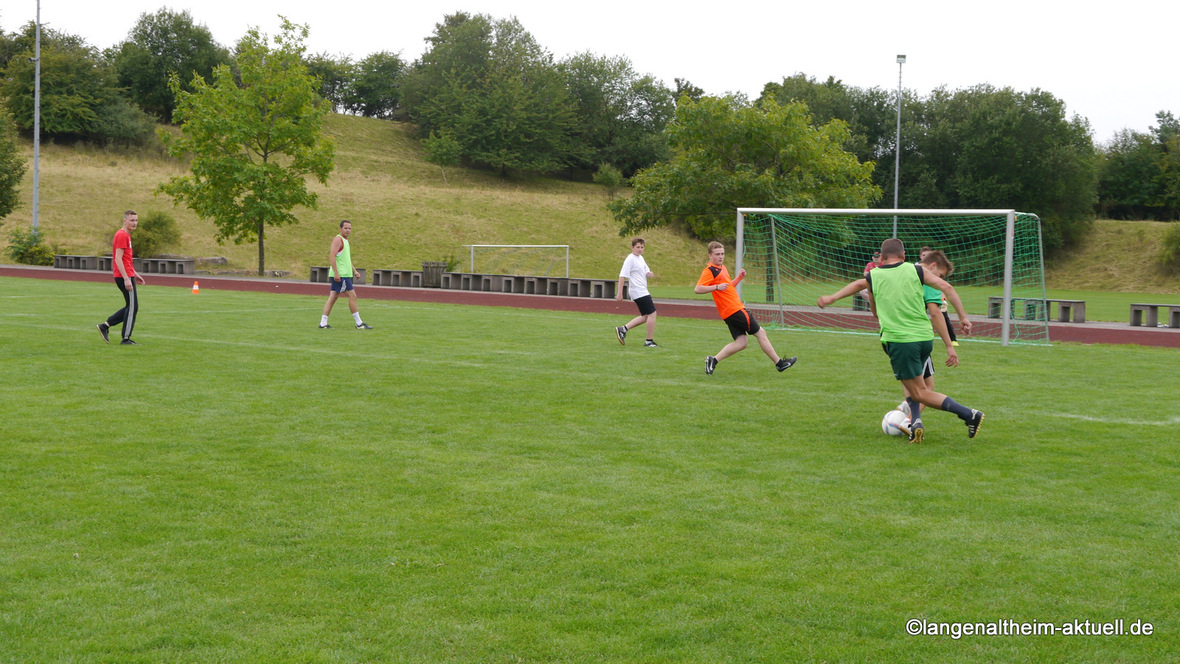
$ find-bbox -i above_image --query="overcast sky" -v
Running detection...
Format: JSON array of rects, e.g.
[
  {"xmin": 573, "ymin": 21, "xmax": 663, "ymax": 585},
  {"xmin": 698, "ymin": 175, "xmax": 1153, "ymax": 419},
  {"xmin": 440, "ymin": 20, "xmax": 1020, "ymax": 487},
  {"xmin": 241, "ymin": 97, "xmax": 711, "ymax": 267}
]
[{"xmin": 9, "ymin": 0, "xmax": 1177, "ymax": 143}]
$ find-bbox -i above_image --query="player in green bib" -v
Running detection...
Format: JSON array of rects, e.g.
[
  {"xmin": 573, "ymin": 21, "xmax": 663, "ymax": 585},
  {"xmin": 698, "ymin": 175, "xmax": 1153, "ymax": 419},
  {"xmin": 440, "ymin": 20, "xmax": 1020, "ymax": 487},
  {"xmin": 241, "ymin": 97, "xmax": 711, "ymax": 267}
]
[
  {"xmin": 319, "ymin": 220, "xmax": 373, "ymax": 329},
  {"xmin": 818, "ymin": 238, "xmax": 984, "ymax": 443}
]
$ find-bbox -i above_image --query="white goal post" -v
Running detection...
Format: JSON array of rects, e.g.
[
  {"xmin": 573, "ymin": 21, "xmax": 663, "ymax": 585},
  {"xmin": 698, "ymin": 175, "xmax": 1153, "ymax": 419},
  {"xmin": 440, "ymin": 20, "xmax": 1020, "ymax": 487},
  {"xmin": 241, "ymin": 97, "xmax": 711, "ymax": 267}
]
[
  {"xmin": 462, "ymin": 245, "xmax": 570, "ymax": 278},
  {"xmin": 735, "ymin": 208, "xmax": 1048, "ymax": 346}
]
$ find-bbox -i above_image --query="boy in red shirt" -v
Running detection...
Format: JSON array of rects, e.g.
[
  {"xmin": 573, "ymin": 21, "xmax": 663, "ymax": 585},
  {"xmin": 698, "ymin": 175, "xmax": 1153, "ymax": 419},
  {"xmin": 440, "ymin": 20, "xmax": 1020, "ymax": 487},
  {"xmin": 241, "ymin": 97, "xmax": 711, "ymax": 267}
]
[
  {"xmin": 695, "ymin": 241, "xmax": 797, "ymax": 375},
  {"xmin": 96, "ymin": 210, "xmax": 145, "ymax": 345}
]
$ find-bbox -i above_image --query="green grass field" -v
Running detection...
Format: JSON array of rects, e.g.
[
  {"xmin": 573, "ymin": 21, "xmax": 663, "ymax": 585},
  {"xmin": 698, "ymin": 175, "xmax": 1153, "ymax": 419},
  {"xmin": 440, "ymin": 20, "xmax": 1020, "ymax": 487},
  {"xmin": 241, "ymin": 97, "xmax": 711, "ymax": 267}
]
[{"xmin": 2, "ymin": 276, "xmax": 1177, "ymax": 663}]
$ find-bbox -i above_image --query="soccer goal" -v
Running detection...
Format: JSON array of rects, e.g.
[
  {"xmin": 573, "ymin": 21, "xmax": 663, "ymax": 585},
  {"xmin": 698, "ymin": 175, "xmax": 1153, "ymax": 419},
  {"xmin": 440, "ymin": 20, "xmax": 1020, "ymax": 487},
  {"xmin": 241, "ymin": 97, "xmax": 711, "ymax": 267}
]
[
  {"xmin": 735, "ymin": 209, "xmax": 1049, "ymax": 346},
  {"xmin": 462, "ymin": 245, "xmax": 570, "ymax": 278}
]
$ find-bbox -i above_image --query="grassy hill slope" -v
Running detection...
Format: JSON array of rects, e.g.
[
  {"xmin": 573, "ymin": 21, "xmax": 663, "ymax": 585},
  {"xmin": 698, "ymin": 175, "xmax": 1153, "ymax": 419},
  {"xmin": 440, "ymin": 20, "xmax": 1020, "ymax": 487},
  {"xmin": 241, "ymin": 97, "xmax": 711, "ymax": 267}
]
[
  {"xmin": 6, "ymin": 114, "xmax": 1180, "ymax": 296},
  {"xmin": 1045, "ymin": 219, "xmax": 1180, "ymax": 294},
  {"xmin": 6, "ymin": 114, "xmax": 709, "ymax": 284}
]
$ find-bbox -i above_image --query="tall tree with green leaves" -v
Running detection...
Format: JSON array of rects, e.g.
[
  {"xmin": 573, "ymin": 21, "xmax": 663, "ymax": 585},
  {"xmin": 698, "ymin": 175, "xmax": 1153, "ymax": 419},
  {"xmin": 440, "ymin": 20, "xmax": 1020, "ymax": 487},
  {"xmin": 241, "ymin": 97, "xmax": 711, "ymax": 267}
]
[
  {"xmin": 560, "ymin": 52, "xmax": 673, "ymax": 176},
  {"xmin": 0, "ymin": 106, "xmax": 27, "ymax": 221},
  {"xmin": 304, "ymin": 51, "xmax": 354, "ymax": 113},
  {"xmin": 345, "ymin": 51, "xmax": 404, "ymax": 119},
  {"xmin": 611, "ymin": 97, "xmax": 880, "ymax": 240},
  {"xmin": 109, "ymin": 9, "xmax": 230, "ymax": 122},
  {"xmin": 1, "ymin": 23, "xmax": 154, "ymax": 144},
  {"xmin": 401, "ymin": 12, "xmax": 574, "ymax": 175},
  {"xmin": 158, "ymin": 19, "xmax": 335, "ymax": 276}
]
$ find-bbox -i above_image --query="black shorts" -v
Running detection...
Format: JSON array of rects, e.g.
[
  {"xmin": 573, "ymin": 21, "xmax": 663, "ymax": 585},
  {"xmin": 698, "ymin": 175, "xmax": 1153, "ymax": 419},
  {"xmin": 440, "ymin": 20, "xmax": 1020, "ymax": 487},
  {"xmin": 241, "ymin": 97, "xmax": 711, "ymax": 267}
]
[
  {"xmin": 633, "ymin": 294, "xmax": 656, "ymax": 316},
  {"xmin": 723, "ymin": 309, "xmax": 761, "ymax": 340}
]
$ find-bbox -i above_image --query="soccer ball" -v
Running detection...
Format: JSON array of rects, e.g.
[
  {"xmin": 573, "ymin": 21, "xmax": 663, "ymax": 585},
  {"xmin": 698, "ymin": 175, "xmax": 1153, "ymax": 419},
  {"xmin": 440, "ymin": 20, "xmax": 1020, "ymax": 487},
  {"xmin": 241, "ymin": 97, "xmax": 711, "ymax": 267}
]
[{"xmin": 882, "ymin": 409, "xmax": 910, "ymax": 436}]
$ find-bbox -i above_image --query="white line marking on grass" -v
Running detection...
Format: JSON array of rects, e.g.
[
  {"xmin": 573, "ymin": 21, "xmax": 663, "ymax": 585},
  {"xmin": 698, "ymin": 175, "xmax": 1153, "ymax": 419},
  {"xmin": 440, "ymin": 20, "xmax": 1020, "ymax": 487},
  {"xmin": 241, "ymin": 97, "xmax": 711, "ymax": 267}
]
[{"xmin": 1040, "ymin": 412, "xmax": 1180, "ymax": 426}]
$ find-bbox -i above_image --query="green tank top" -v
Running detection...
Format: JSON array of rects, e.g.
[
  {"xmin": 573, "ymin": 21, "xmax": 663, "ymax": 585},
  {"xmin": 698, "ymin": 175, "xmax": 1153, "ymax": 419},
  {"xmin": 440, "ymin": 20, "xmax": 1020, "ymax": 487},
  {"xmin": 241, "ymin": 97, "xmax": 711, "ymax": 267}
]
[
  {"xmin": 869, "ymin": 262, "xmax": 934, "ymax": 343},
  {"xmin": 328, "ymin": 236, "xmax": 352, "ymax": 278}
]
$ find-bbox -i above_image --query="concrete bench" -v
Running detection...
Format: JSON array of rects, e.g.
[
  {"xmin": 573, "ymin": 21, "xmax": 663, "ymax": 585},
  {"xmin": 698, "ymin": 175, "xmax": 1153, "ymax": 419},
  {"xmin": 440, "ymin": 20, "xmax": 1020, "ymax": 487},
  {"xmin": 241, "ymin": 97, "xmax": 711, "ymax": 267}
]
[
  {"xmin": 987, "ymin": 296, "xmax": 1085, "ymax": 322},
  {"xmin": 138, "ymin": 258, "xmax": 195, "ymax": 275},
  {"xmin": 1130, "ymin": 303, "xmax": 1180, "ymax": 328},
  {"xmin": 53, "ymin": 254, "xmax": 99, "ymax": 270},
  {"xmin": 310, "ymin": 266, "xmax": 366, "ymax": 284},
  {"xmin": 371, "ymin": 269, "xmax": 415, "ymax": 287}
]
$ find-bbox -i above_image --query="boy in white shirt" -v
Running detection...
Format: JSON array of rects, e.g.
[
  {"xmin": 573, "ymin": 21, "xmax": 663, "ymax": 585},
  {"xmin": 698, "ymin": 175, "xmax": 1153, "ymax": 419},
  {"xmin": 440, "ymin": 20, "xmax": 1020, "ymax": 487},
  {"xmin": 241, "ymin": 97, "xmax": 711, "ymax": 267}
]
[{"xmin": 615, "ymin": 237, "xmax": 658, "ymax": 347}]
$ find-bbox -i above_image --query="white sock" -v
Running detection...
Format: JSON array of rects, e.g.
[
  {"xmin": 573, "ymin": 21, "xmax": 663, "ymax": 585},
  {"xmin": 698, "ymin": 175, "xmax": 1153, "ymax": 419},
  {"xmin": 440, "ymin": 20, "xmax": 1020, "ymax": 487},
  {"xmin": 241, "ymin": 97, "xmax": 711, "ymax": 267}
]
[
  {"xmin": 353, "ymin": 312, "xmax": 363, "ymax": 325},
  {"xmin": 320, "ymin": 315, "xmax": 329, "ymax": 325}
]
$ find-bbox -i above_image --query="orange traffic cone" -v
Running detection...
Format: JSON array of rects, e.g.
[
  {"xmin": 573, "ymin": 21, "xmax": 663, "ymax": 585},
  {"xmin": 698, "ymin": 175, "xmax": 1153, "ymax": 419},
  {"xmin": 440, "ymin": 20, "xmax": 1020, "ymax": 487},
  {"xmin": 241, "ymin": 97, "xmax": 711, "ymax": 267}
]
[{"xmin": 192, "ymin": 281, "xmax": 200, "ymax": 294}]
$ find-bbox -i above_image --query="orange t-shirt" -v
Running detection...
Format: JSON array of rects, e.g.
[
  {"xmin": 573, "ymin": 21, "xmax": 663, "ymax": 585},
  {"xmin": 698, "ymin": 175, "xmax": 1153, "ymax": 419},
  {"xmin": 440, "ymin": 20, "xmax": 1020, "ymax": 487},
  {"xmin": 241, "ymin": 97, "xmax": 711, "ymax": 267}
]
[{"xmin": 698, "ymin": 263, "xmax": 744, "ymax": 319}]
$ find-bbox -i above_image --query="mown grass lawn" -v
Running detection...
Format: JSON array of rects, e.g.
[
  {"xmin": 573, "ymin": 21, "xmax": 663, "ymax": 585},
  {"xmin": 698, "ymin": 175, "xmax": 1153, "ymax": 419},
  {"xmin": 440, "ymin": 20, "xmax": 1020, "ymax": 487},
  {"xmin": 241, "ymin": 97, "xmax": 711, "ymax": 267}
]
[{"xmin": 1, "ymin": 276, "xmax": 1176, "ymax": 662}]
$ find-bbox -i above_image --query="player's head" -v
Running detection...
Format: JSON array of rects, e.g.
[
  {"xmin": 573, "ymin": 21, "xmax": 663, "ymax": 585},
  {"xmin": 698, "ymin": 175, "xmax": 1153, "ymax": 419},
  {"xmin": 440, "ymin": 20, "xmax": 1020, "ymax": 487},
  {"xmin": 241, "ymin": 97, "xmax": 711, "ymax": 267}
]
[
  {"xmin": 339, "ymin": 220, "xmax": 352, "ymax": 237},
  {"xmin": 123, "ymin": 210, "xmax": 138, "ymax": 230},
  {"xmin": 872, "ymin": 251, "xmax": 881, "ymax": 261},
  {"xmin": 920, "ymin": 249, "xmax": 953, "ymax": 277},
  {"xmin": 919, "ymin": 245, "xmax": 934, "ymax": 261},
  {"xmin": 631, "ymin": 237, "xmax": 645, "ymax": 253},
  {"xmin": 707, "ymin": 241, "xmax": 725, "ymax": 265},
  {"xmin": 880, "ymin": 238, "xmax": 905, "ymax": 260}
]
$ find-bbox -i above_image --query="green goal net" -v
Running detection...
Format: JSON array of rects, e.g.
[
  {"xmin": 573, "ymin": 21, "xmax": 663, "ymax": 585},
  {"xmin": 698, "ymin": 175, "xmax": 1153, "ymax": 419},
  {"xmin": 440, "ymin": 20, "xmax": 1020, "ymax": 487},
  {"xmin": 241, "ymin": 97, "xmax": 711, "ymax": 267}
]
[{"xmin": 736, "ymin": 209, "xmax": 1049, "ymax": 345}]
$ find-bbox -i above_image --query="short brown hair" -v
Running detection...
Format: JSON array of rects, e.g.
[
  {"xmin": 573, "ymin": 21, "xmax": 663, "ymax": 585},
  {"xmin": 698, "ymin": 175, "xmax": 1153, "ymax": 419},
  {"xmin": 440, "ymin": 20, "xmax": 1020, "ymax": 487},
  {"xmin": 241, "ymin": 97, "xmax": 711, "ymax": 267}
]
[
  {"xmin": 631, "ymin": 237, "xmax": 644, "ymax": 247},
  {"xmin": 880, "ymin": 238, "xmax": 905, "ymax": 259},
  {"xmin": 920, "ymin": 249, "xmax": 953, "ymax": 276},
  {"xmin": 123, "ymin": 210, "xmax": 137, "ymax": 219},
  {"xmin": 707, "ymin": 241, "xmax": 724, "ymax": 255},
  {"xmin": 340, "ymin": 219, "xmax": 351, "ymax": 228}
]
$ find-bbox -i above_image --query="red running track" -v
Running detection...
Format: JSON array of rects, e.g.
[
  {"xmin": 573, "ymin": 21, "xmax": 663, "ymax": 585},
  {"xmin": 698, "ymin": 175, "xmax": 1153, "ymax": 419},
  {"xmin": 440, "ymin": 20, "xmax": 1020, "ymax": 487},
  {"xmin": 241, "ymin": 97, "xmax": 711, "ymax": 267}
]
[{"xmin": 4, "ymin": 265, "xmax": 1179, "ymax": 348}]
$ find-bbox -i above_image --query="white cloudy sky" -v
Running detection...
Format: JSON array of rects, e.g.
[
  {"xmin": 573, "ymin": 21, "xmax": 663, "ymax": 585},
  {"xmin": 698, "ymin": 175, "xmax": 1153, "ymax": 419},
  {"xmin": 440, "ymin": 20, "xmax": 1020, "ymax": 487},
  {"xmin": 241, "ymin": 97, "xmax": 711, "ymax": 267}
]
[{"xmin": 9, "ymin": 0, "xmax": 1177, "ymax": 142}]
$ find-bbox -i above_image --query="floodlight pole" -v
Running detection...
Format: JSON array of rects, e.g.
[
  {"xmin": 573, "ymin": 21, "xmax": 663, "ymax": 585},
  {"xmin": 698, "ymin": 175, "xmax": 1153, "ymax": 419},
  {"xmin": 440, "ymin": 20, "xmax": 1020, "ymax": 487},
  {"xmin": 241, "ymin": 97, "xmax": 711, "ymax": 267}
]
[
  {"xmin": 32, "ymin": 0, "xmax": 42, "ymax": 230},
  {"xmin": 892, "ymin": 54, "xmax": 905, "ymax": 238}
]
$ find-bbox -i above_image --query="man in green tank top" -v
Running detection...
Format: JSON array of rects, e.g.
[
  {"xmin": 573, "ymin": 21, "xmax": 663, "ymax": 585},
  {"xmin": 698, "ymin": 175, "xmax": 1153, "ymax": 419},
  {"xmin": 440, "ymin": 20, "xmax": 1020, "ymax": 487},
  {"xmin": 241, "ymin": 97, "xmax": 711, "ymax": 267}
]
[
  {"xmin": 817, "ymin": 238, "xmax": 984, "ymax": 443},
  {"xmin": 320, "ymin": 220, "xmax": 373, "ymax": 329}
]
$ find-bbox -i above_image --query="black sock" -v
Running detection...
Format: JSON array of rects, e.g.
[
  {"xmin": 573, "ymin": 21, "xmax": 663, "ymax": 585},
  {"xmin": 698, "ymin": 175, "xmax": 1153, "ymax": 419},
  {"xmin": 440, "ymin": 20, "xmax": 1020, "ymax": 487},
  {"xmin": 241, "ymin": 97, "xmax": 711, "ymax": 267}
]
[
  {"xmin": 941, "ymin": 397, "xmax": 973, "ymax": 421},
  {"xmin": 906, "ymin": 397, "xmax": 922, "ymax": 422}
]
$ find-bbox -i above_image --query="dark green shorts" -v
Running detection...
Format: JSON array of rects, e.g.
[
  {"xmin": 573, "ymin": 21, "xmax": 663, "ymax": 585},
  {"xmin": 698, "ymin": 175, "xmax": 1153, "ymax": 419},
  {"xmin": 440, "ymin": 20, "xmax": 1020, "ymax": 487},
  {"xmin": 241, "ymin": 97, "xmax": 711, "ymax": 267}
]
[{"xmin": 881, "ymin": 340, "xmax": 934, "ymax": 380}]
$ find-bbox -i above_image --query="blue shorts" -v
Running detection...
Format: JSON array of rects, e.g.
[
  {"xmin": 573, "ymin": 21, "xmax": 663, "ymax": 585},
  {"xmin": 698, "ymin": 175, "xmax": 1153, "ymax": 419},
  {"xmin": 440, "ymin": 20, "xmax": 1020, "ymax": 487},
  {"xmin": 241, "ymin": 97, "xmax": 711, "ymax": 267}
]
[{"xmin": 330, "ymin": 277, "xmax": 354, "ymax": 294}]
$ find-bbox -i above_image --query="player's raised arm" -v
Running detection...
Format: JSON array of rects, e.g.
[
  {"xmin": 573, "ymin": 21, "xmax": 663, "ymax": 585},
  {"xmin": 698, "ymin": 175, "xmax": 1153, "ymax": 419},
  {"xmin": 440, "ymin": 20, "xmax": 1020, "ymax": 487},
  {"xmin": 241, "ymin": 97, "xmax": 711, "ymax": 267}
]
[
  {"xmin": 817, "ymin": 278, "xmax": 868, "ymax": 308},
  {"xmin": 924, "ymin": 272, "xmax": 972, "ymax": 335}
]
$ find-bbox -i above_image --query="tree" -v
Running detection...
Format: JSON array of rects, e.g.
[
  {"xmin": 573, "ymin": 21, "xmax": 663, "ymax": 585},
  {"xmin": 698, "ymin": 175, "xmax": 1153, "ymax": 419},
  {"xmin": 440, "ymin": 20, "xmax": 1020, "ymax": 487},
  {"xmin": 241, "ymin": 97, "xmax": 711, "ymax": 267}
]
[
  {"xmin": 423, "ymin": 129, "xmax": 461, "ymax": 183},
  {"xmin": 158, "ymin": 19, "xmax": 335, "ymax": 276},
  {"xmin": 610, "ymin": 97, "xmax": 880, "ymax": 240},
  {"xmin": 401, "ymin": 13, "xmax": 574, "ymax": 175},
  {"xmin": 0, "ymin": 106, "xmax": 26, "ymax": 221},
  {"xmin": 905, "ymin": 86, "xmax": 1096, "ymax": 250},
  {"xmin": 560, "ymin": 52, "xmax": 673, "ymax": 176},
  {"xmin": 1097, "ymin": 111, "xmax": 1180, "ymax": 220},
  {"xmin": 304, "ymin": 51, "xmax": 354, "ymax": 113},
  {"xmin": 109, "ymin": 9, "xmax": 230, "ymax": 122},
  {"xmin": 1, "ymin": 23, "xmax": 155, "ymax": 144},
  {"xmin": 673, "ymin": 78, "xmax": 705, "ymax": 103},
  {"xmin": 345, "ymin": 51, "xmax": 403, "ymax": 119}
]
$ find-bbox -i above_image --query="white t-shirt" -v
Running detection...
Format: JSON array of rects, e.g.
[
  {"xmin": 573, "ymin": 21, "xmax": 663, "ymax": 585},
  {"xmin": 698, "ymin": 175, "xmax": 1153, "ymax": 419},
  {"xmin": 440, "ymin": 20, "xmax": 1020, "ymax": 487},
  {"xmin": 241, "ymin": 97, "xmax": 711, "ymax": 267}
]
[{"xmin": 619, "ymin": 253, "xmax": 651, "ymax": 299}]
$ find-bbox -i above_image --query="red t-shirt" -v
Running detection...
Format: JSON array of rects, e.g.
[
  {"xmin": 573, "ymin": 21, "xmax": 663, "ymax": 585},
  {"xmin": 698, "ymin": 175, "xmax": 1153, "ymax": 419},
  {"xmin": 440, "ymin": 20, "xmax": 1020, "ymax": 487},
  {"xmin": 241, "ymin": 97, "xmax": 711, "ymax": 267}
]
[
  {"xmin": 112, "ymin": 228, "xmax": 135, "ymax": 277},
  {"xmin": 863, "ymin": 260, "xmax": 880, "ymax": 276},
  {"xmin": 697, "ymin": 263, "xmax": 744, "ymax": 320}
]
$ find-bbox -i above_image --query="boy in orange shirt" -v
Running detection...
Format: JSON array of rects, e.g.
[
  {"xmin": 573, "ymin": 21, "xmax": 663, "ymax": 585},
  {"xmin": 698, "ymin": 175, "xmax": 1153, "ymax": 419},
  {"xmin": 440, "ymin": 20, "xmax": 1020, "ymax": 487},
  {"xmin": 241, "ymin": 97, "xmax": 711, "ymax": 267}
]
[{"xmin": 694, "ymin": 241, "xmax": 797, "ymax": 375}]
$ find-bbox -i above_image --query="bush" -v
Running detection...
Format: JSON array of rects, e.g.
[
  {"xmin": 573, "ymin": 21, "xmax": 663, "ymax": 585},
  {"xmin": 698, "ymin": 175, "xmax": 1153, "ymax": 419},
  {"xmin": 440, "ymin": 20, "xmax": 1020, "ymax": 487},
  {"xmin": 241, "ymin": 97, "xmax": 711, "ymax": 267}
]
[
  {"xmin": 133, "ymin": 210, "xmax": 181, "ymax": 257},
  {"xmin": 592, "ymin": 163, "xmax": 626, "ymax": 200},
  {"xmin": 1158, "ymin": 223, "xmax": 1180, "ymax": 274},
  {"xmin": 7, "ymin": 227, "xmax": 55, "ymax": 265}
]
